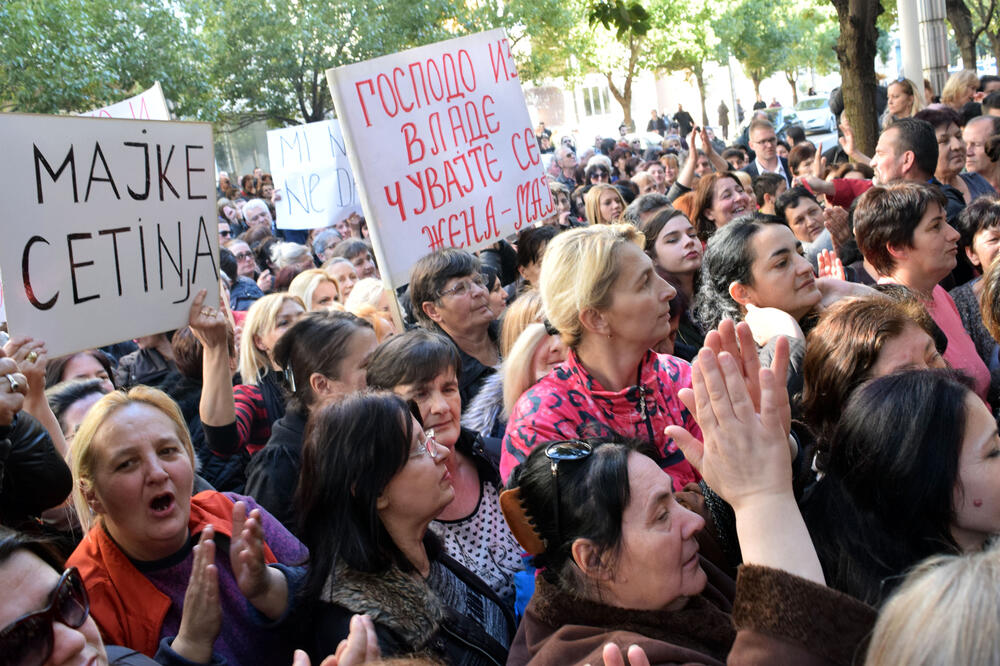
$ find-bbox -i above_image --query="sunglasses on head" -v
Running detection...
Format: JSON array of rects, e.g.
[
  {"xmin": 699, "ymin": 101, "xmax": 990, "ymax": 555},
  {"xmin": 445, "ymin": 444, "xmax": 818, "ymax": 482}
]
[
  {"xmin": 545, "ymin": 440, "xmax": 594, "ymax": 547},
  {"xmin": 0, "ymin": 567, "xmax": 90, "ymax": 666}
]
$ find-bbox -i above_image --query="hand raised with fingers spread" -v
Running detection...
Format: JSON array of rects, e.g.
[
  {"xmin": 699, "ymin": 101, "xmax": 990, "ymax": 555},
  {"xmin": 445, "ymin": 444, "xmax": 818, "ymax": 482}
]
[
  {"xmin": 810, "ymin": 148, "xmax": 826, "ymax": 180},
  {"xmin": 231, "ymin": 501, "xmax": 289, "ymax": 620},
  {"xmin": 822, "ymin": 205, "xmax": 851, "ymax": 251},
  {"xmin": 816, "ymin": 250, "xmax": 845, "ymax": 281},
  {"xmin": 173, "ymin": 527, "xmax": 222, "ymax": 664},
  {"xmin": 667, "ymin": 347, "xmax": 793, "ymax": 512},
  {"xmin": 188, "ymin": 289, "xmax": 229, "ymax": 350},
  {"xmin": 702, "ymin": 320, "xmax": 791, "ymax": 436}
]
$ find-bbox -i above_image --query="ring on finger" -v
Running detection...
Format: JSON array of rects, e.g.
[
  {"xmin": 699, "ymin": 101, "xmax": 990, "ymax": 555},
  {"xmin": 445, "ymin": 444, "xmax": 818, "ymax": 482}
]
[
  {"xmin": 5, "ymin": 374, "xmax": 19, "ymax": 392},
  {"xmin": 26, "ymin": 351, "xmax": 38, "ymax": 363}
]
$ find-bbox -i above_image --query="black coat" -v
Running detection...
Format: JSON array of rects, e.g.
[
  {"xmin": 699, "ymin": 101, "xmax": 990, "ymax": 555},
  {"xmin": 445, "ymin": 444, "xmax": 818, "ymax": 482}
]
[
  {"xmin": 243, "ymin": 407, "xmax": 307, "ymax": 533},
  {"xmin": 741, "ymin": 157, "xmax": 792, "ymax": 186},
  {"xmin": 0, "ymin": 412, "xmax": 71, "ymax": 527}
]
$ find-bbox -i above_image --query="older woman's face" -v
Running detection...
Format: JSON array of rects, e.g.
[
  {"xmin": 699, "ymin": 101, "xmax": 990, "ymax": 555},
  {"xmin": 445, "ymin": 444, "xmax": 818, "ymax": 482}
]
[
  {"xmin": 427, "ymin": 273, "xmax": 493, "ymax": 334},
  {"xmin": 85, "ymin": 403, "xmax": 194, "ymax": 561},
  {"xmin": 869, "ymin": 323, "xmax": 944, "ymax": 378},
  {"xmin": 230, "ymin": 241, "xmax": 257, "ymax": 279},
  {"xmin": 310, "ymin": 279, "xmax": 340, "ymax": 310},
  {"xmin": 600, "ymin": 454, "xmax": 706, "ymax": 611},
  {"xmin": 934, "ymin": 122, "xmax": 966, "ymax": 177},
  {"xmin": 0, "ymin": 551, "xmax": 108, "ymax": 666},
  {"xmin": 377, "ymin": 418, "xmax": 454, "ymax": 524},
  {"xmin": 327, "ymin": 262, "xmax": 359, "ymax": 300},
  {"xmin": 393, "ymin": 368, "xmax": 462, "ymax": 449},
  {"xmin": 596, "ymin": 243, "xmax": 676, "ymax": 351}
]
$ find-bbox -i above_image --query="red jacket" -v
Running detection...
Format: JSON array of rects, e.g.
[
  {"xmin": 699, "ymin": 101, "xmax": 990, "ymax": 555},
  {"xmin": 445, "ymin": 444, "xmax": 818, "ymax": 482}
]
[{"xmin": 67, "ymin": 491, "xmax": 277, "ymax": 656}]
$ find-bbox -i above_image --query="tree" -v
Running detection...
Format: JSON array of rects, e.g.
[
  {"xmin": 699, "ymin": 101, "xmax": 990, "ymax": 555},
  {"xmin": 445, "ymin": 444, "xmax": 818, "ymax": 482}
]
[
  {"xmin": 946, "ymin": 0, "xmax": 979, "ymax": 69},
  {"xmin": 185, "ymin": 0, "xmax": 455, "ymax": 127},
  {"xmin": 965, "ymin": 0, "xmax": 1000, "ymax": 65},
  {"xmin": 654, "ymin": 1, "xmax": 718, "ymax": 125},
  {"xmin": 830, "ymin": 0, "xmax": 881, "ymax": 155},
  {"xmin": 777, "ymin": 7, "xmax": 839, "ymax": 105},
  {"xmin": 715, "ymin": 0, "xmax": 791, "ymax": 101},
  {"xmin": 0, "ymin": 0, "xmax": 211, "ymax": 117}
]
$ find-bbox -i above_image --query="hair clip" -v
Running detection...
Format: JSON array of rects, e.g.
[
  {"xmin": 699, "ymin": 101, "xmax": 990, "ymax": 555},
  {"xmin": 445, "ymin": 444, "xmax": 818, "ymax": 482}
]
[
  {"xmin": 543, "ymin": 318, "xmax": 559, "ymax": 337},
  {"xmin": 499, "ymin": 488, "xmax": 547, "ymax": 556},
  {"xmin": 283, "ymin": 364, "xmax": 296, "ymax": 393}
]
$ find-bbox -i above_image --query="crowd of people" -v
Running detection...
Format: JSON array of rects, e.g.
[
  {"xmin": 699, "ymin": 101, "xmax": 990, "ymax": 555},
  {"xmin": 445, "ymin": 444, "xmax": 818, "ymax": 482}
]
[{"xmin": 6, "ymin": 68, "xmax": 1000, "ymax": 666}]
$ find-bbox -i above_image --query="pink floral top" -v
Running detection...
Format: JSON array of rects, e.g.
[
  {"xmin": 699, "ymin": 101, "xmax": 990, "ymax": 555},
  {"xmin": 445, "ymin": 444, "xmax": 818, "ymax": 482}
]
[{"xmin": 501, "ymin": 349, "xmax": 702, "ymax": 489}]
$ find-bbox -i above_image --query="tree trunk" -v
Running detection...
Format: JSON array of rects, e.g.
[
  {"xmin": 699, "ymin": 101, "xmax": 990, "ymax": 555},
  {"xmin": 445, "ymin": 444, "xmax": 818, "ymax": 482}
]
[
  {"xmin": 785, "ymin": 71, "xmax": 799, "ymax": 105},
  {"xmin": 831, "ymin": 0, "xmax": 882, "ymax": 155},
  {"xmin": 694, "ymin": 63, "xmax": 708, "ymax": 126},
  {"xmin": 605, "ymin": 73, "xmax": 633, "ymax": 131},
  {"xmin": 945, "ymin": 0, "xmax": 978, "ymax": 69},
  {"xmin": 752, "ymin": 74, "xmax": 762, "ymax": 100}
]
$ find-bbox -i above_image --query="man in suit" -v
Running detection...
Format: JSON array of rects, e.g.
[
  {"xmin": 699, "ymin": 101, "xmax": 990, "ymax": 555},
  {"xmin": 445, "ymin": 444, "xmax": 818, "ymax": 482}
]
[{"xmin": 741, "ymin": 118, "xmax": 792, "ymax": 186}]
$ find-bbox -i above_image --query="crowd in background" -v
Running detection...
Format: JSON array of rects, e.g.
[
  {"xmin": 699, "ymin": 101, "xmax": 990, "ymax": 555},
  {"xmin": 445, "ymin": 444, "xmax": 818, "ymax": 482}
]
[{"xmin": 6, "ymin": 69, "xmax": 1000, "ymax": 666}]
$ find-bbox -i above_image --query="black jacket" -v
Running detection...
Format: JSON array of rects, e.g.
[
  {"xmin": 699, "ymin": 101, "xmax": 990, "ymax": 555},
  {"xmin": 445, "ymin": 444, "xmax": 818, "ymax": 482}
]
[
  {"xmin": 741, "ymin": 157, "xmax": 792, "ymax": 185},
  {"xmin": 309, "ymin": 539, "xmax": 515, "ymax": 666},
  {"xmin": 0, "ymin": 412, "xmax": 71, "ymax": 527},
  {"xmin": 243, "ymin": 407, "xmax": 307, "ymax": 533}
]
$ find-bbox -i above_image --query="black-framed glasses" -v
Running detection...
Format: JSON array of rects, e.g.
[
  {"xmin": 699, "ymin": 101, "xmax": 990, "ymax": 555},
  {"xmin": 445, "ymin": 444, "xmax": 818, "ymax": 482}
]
[
  {"xmin": 0, "ymin": 567, "xmax": 89, "ymax": 666},
  {"xmin": 545, "ymin": 440, "xmax": 593, "ymax": 547}
]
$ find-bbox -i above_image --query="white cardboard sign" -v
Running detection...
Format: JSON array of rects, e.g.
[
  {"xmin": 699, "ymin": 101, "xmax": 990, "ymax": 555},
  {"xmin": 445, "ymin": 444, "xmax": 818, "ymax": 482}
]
[
  {"xmin": 326, "ymin": 29, "xmax": 553, "ymax": 288},
  {"xmin": 266, "ymin": 119, "xmax": 361, "ymax": 230},
  {"xmin": 80, "ymin": 82, "xmax": 171, "ymax": 121},
  {"xmin": 0, "ymin": 114, "xmax": 219, "ymax": 357}
]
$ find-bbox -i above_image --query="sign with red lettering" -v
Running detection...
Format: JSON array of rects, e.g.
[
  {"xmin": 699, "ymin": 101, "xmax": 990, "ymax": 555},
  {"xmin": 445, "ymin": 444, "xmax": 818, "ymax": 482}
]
[
  {"xmin": 326, "ymin": 29, "xmax": 553, "ymax": 288},
  {"xmin": 0, "ymin": 114, "xmax": 219, "ymax": 357},
  {"xmin": 80, "ymin": 82, "xmax": 170, "ymax": 121},
  {"xmin": 266, "ymin": 119, "xmax": 361, "ymax": 230}
]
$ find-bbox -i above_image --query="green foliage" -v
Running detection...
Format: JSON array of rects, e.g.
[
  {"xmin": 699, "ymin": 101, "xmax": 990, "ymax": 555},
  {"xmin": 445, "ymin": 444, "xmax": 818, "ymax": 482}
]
[
  {"xmin": 588, "ymin": 0, "xmax": 651, "ymax": 38},
  {"xmin": 0, "ymin": 0, "xmax": 211, "ymax": 116}
]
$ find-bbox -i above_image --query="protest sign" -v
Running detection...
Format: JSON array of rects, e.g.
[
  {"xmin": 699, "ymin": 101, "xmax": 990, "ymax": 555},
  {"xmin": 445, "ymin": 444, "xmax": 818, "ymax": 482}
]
[
  {"xmin": 326, "ymin": 29, "xmax": 552, "ymax": 288},
  {"xmin": 266, "ymin": 119, "xmax": 361, "ymax": 230},
  {"xmin": 81, "ymin": 82, "xmax": 171, "ymax": 121},
  {"xmin": 0, "ymin": 114, "xmax": 219, "ymax": 357}
]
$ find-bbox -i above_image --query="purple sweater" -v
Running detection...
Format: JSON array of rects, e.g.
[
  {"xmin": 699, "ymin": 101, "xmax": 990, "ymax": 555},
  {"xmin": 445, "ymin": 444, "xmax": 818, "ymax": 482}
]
[{"xmin": 136, "ymin": 493, "xmax": 308, "ymax": 665}]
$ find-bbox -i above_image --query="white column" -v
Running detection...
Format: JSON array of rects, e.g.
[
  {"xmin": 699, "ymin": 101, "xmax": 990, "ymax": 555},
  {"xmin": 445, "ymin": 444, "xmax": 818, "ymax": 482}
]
[
  {"xmin": 918, "ymin": 0, "xmax": 950, "ymax": 100},
  {"xmin": 898, "ymin": 0, "xmax": 925, "ymax": 104}
]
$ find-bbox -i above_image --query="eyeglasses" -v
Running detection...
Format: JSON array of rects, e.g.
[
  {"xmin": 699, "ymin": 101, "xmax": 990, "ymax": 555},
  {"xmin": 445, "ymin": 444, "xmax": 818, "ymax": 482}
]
[
  {"xmin": 0, "ymin": 568, "xmax": 90, "ymax": 666},
  {"xmin": 219, "ymin": 230, "xmax": 232, "ymax": 238},
  {"xmin": 411, "ymin": 428, "xmax": 438, "ymax": 459},
  {"xmin": 754, "ymin": 136, "xmax": 778, "ymax": 146},
  {"xmin": 545, "ymin": 440, "xmax": 593, "ymax": 547},
  {"xmin": 438, "ymin": 275, "xmax": 486, "ymax": 299},
  {"xmin": 234, "ymin": 251, "xmax": 254, "ymax": 261}
]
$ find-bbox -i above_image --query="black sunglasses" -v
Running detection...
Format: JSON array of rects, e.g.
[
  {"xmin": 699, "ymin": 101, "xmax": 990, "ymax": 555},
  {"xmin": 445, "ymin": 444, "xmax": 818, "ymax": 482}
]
[
  {"xmin": 0, "ymin": 567, "xmax": 90, "ymax": 666},
  {"xmin": 545, "ymin": 440, "xmax": 594, "ymax": 547}
]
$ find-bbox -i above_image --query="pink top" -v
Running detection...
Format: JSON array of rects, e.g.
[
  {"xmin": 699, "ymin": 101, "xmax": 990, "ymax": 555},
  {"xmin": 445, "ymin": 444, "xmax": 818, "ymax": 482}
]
[{"xmin": 880, "ymin": 280, "xmax": 990, "ymax": 402}]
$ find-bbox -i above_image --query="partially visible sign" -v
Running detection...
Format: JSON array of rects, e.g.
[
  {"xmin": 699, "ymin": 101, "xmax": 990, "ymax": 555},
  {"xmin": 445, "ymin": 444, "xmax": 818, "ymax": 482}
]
[
  {"xmin": 81, "ymin": 82, "xmax": 170, "ymax": 121},
  {"xmin": 326, "ymin": 29, "xmax": 552, "ymax": 288},
  {"xmin": 266, "ymin": 119, "xmax": 361, "ymax": 230},
  {"xmin": 0, "ymin": 114, "xmax": 219, "ymax": 356}
]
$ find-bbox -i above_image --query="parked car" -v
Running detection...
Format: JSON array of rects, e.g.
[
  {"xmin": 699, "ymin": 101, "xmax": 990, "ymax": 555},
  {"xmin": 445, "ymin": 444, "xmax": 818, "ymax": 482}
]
[
  {"xmin": 735, "ymin": 106, "xmax": 805, "ymax": 148},
  {"xmin": 794, "ymin": 96, "xmax": 837, "ymax": 134}
]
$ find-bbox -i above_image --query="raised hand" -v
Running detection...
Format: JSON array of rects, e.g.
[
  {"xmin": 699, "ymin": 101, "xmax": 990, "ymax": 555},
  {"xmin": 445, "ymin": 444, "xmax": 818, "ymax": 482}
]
[
  {"xmin": 173, "ymin": 527, "xmax": 222, "ymax": 664},
  {"xmin": 816, "ymin": 250, "xmax": 845, "ymax": 281},
  {"xmin": 822, "ymin": 205, "xmax": 851, "ymax": 251},
  {"xmin": 231, "ymin": 501, "xmax": 288, "ymax": 620},
  {"xmin": 188, "ymin": 289, "xmax": 229, "ymax": 350},
  {"xmin": 702, "ymin": 319, "xmax": 790, "ymax": 436},
  {"xmin": 0, "ymin": 352, "xmax": 28, "ymax": 426},
  {"xmin": 3, "ymin": 337, "xmax": 47, "ymax": 396},
  {"xmin": 667, "ymin": 348, "xmax": 792, "ymax": 512}
]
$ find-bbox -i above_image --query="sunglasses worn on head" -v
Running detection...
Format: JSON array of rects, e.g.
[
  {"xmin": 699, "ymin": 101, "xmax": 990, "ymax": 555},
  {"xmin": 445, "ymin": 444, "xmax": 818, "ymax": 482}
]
[
  {"xmin": 0, "ymin": 567, "xmax": 90, "ymax": 666},
  {"xmin": 545, "ymin": 440, "xmax": 594, "ymax": 547}
]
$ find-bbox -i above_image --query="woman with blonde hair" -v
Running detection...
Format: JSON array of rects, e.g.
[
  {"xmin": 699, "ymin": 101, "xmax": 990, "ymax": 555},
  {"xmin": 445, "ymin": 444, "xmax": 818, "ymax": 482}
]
[
  {"xmin": 197, "ymin": 291, "xmax": 304, "ymax": 456},
  {"xmin": 941, "ymin": 70, "xmax": 979, "ymax": 113},
  {"xmin": 501, "ymin": 223, "xmax": 705, "ymax": 486},
  {"xmin": 66, "ymin": 385, "xmax": 307, "ymax": 663},
  {"xmin": 501, "ymin": 322, "xmax": 566, "ymax": 416},
  {"xmin": 882, "ymin": 77, "xmax": 925, "ymax": 127},
  {"xmin": 344, "ymin": 277, "xmax": 393, "ymax": 317},
  {"xmin": 583, "ymin": 183, "xmax": 625, "ymax": 225},
  {"xmin": 865, "ymin": 545, "xmax": 1000, "ymax": 665},
  {"xmin": 288, "ymin": 268, "xmax": 340, "ymax": 311}
]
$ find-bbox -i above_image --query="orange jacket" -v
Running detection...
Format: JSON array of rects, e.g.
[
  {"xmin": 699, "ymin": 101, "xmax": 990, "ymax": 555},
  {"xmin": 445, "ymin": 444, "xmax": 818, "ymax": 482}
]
[{"xmin": 67, "ymin": 491, "xmax": 277, "ymax": 657}]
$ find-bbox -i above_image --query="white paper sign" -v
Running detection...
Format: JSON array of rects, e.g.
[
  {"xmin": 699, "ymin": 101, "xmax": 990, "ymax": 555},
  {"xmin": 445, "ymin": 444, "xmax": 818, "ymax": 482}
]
[
  {"xmin": 81, "ymin": 82, "xmax": 170, "ymax": 121},
  {"xmin": 0, "ymin": 114, "xmax": 219, "ymax": 357},
  {"xmin": 266, "ymin": 119, "xmax": 361, "ymax": 230},
  {"xmin": 326, "ymin": 29, "xmax": 553, "ymax": 288}
]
